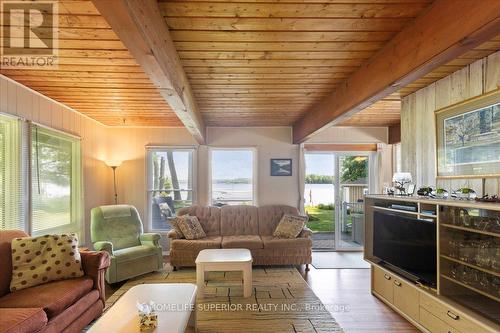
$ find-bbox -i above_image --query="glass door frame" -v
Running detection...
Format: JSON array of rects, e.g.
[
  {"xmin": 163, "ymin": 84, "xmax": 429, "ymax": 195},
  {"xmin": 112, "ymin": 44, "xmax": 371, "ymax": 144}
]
[{"xmin": 334, "ymin": 152, "xmax": 371, "ymax": 252}]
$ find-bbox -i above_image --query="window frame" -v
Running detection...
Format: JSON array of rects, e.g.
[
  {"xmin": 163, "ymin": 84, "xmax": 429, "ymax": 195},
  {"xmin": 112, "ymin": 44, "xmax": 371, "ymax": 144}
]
[
  {"xmin": 29, "ymin": 123, "xmax": 83, "ymax": 237},
  {"xmin": 208, "ymin": 147, "xmax": 258, "ymax": 206},
  {"xmin": 0, "ymin": 112, "xmax": 25, "ymax": 231},
  {"xmin": 145, "ymin": 146, "xmax": 198, "ymax": 232}
]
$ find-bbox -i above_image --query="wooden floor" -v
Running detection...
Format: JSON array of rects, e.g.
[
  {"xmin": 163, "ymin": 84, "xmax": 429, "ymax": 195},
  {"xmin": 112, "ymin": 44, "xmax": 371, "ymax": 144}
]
[{"xmin": 105, "ymin": 256, "xmax": 419, "ymax": 333}]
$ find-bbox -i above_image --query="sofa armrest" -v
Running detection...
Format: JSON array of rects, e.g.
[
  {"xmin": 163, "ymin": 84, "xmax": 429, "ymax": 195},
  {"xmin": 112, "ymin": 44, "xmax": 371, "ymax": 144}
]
[
  {"xmin": 167, "ymin": 229, "xmax": 182, "ymax": 239},
  {"xmin": 80, "ymin": 251, "xmax": 110, "ymax": 306},
  {"xmin": 93, "ymin": 241, "xmax": 113, "ymax": 255},
  {"xmin": 299, "ymin": 226, "xmax": 313, "ymax": 238},
  {"xmin": 140, "ymin": 233, "xmax": 161, "ymax": 247}
]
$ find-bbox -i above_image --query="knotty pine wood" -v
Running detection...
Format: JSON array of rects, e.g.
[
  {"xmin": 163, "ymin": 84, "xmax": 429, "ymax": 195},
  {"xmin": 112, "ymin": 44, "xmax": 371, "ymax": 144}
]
[
  {"xmin": 0, "ymin": 0, "xmax": 181, "ymax": 127},
  {"xmin": 91, "ymin": 0, "xmax": 206, "ymax": 143},
  {"xmin": 401, "ymin": 51, "xmax": 500, "ymax": 196},
  {"xmin": 2, "ymin": 0, "xmax": 498, "ymax": 129},
  {"xmin": 293, "ymin": 1, "xmax": 500, "ymax": 142},
  {"xmin": 161, "ymin": 0, "xmax": 433, "ymax": 127},
  {"xmin": 348, "ymin": 36, "xmax": 500, "ymax": 127}
]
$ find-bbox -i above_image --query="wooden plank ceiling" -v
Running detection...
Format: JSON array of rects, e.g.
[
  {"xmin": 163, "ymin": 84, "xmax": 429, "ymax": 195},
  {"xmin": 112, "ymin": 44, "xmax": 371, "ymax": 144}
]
[
  {"xmin": 0, "ymin": 0, "xmax": 182, "ymax": 126},
  {"xmin": 1, "ymin": 0, "xmax": 498, "ymax": 129},
  {"xmin": 160, "ymin": 0, "xmax": 435, "ymax": 126},
  {"xmin": 343, "ymin": 35, "xmax": 500, "ymax": 127}
]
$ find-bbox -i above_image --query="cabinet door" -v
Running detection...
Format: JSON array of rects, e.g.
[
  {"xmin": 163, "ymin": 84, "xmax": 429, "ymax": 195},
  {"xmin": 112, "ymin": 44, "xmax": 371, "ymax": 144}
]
[
  {"xmin": 393, "ymin": 278, "xmax": 419, "ymax": 322},
  {"xmin": 373, "ymin": 266, "xmax": 394, "ymax": 303}
]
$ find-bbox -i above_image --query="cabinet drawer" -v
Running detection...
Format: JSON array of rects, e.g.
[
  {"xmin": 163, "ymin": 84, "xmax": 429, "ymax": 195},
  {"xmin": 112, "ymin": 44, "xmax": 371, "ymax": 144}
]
[
  {"xmin": 420, "ymin": 293, "xmax": 490, "ymax": 333},
  {"xmin": 420, "ymin": 308, "xmax": 460, "ymax": 333},
  {"xmin": 393, "ymin": 277, "xmax": 419, "ymax": 322},
  {"xmin": 373, "ymin": 266, "xmax": 393, "ymax": 303}
]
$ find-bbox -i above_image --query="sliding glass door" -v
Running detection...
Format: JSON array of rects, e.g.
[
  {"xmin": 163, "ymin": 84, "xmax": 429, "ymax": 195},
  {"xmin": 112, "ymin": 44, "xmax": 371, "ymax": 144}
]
[
  {"xmin": 335, "ymin": 154, "xmax": 369, "ymax": 251},
  {"xmin": 304, "ymin": 151, "xmax": 370, "ymax": 251}
]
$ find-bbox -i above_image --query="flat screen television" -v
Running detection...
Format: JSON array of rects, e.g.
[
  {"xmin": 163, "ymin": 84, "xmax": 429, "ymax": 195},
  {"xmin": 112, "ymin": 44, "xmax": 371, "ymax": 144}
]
[{"xmin": 373, "ymin": 211, "xmax": 437, "ymax": 287}]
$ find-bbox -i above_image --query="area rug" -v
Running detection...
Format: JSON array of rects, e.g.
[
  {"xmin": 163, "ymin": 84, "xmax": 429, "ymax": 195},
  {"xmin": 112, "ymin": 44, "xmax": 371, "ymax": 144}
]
[
  {"xmin": 312, "ymin": 252, "xmax": 370, "ymax": 269},
  {"xmin": 103, "ymin": 266, "xmax": 344, "ymax": 333}
]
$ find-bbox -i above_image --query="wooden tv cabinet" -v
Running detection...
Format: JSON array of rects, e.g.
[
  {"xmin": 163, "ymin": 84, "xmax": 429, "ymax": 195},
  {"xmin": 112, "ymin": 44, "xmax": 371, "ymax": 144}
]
[{"xmin": 365, "ymin": 195, "xmax": 500, "ymax": 333}]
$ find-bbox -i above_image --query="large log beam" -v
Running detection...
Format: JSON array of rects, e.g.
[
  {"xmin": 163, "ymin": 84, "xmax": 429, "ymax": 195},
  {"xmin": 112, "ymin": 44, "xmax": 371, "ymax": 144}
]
[
  {"xmin": 293, "ymin": 0, "xmax": 500, "ymax": 143},
  {"xmin": 92, "ymin": 0, "xmax": 205, "ymax": 143}
]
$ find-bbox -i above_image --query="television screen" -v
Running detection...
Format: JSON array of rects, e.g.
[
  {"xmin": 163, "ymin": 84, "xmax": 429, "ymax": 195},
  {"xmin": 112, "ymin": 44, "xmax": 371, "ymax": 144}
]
[{"xmin": 373, "ymin": 211, "xmax": 437, "ymax": 287}]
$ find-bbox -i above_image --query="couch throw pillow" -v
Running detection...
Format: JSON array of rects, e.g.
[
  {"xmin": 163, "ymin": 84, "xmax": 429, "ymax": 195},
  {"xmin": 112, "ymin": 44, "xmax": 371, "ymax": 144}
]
[
  {"xmin": 169, "ymin": 216, "xmax": 186, "ymax": 238},
  {"xmin": 10, "ymin": 234, "xmax": 84, "ymax": 292},
  {"xmin": 273, "ymin": 214, "xmax": 308, "ymax": 238},
  {"xmin": 177, "ymin": 216, "xmax": 206, "ymax": 240}
]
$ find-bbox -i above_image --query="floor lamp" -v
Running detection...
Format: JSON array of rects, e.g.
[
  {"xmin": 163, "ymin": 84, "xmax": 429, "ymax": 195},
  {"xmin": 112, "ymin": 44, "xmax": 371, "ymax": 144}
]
[{"xmin": 106, "ymin": 161, "xmax": 122, "ymax": 204}]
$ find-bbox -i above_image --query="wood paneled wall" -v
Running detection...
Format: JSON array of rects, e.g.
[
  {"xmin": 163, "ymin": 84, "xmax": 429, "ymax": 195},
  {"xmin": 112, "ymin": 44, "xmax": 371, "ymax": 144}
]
[
  {"xmin": 0, "ymin": 75, "xmax": 112, "ymax": 245},
  {"xmin": 401, "ymin": 51, "xmax": 500, "ymax": 195}
]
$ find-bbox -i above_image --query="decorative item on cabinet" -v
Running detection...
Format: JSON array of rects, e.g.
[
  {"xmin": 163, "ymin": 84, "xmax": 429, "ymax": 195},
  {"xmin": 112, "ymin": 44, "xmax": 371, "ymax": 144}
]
[{"xmin": 417, "ymin": 186, "xmax": 433, "ymax": 197}]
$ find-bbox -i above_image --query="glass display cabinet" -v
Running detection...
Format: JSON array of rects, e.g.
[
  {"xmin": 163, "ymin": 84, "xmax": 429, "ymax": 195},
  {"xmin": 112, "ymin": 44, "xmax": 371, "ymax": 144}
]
[{"xmin": 439, "ymin": 206, "xmax": 500, "ymax": 322}]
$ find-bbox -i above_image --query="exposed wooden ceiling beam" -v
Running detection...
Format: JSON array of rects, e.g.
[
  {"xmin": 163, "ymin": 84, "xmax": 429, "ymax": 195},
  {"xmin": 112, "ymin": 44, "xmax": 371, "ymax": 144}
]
[
  {"xmin": 292, "ymin": 0, "xmax": 500, "ymax": 143},
  {"xmin": 91, "ymin": 0, "xmax": 205, "ymax": 143}
]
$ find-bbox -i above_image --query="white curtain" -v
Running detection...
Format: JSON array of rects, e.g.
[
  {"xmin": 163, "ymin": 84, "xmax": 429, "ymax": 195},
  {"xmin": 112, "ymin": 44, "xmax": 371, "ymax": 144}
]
[{"xmin": 298, "ymin": 143, "xmax": 306, "ymax": 213}]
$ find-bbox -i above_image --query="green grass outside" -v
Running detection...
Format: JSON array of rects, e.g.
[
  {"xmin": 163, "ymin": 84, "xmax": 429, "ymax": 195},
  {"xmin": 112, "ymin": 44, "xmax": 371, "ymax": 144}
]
[
  {"xmin": 305, "ymin": 205, "xmax": 334, "ymax": 232},
  {"xmin": 305, "ymin": 205, "xmax": 355, "ymax": 233}
]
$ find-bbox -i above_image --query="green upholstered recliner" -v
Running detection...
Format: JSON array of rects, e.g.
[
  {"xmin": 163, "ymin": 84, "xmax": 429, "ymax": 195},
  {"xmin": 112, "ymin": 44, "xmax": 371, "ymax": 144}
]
[{"xmin": 90, "ymin": 205, "xmax": 163, "ymax": 284}]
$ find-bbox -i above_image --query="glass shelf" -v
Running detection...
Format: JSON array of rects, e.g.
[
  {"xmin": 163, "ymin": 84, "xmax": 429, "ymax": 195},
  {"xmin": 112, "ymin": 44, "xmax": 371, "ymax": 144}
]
[
  {"xmin": 441, "ymin": 274, "xmax": 500, "ymax": 303},
  {"xmin": 440, "ymin": 255, "xmax": 500, "ymax": 278}
]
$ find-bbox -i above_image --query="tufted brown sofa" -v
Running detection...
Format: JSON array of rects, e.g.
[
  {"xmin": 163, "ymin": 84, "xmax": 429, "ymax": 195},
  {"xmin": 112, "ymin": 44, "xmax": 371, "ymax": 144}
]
[{"xmin": 167, "ymin": 205, "xmax": 312, "ymax": 269}]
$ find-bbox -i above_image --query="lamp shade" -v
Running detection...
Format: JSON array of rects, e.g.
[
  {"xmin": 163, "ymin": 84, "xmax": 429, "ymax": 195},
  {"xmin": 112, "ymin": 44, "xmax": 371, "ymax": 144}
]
[
  {"xmin": 106, "ymin": 160, "xmax": 122, "ymax": 168},
  {"xmin": 392, "ymin": 172, "xmax": 412, "ymax": 183}
]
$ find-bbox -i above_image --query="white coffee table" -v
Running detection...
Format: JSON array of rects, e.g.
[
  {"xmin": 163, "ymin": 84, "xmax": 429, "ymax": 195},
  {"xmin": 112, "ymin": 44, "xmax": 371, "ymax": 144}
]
[
  {"xmin": 88, "ymin": 283, "xmax": 197, "ymax": 333},
  {"xmin": 196, "ymin": 248, "xmax": 253, "ymax": 298}
]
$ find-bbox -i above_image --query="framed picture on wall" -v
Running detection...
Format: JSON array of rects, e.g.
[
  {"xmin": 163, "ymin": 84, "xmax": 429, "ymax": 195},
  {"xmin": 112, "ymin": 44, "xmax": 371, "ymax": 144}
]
[
  {"xmin": 270, "ymin": 159, "xmax": 292, "ymax": 176},
  {"xmin": 436, "ymin": 89, "xmax": 500, "ymax": 178}
]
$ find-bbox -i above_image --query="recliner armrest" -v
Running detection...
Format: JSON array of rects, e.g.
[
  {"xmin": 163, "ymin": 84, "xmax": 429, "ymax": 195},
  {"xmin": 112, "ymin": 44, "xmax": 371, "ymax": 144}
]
[
  {"xmin": 140, "ymin": 233, "xmax": 161, "ymax": 247},
  {"xmin": 299, "ymin": 226, "xmax": 313, "ymax": 238},
  {"xmin": 93, "ymin": 241, "xmax": 113, "ymax": 255},
  {"xmin": 167, "ymin": 229, "xmax": 182, "ymax": 239}
]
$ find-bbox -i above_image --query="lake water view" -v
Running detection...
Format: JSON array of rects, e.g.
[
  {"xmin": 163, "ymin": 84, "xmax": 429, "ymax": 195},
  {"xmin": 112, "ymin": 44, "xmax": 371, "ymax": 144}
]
[
  {"xmin": 158, "ymin": 180, "xmax": 335, "ymax": 205},
  {"xmin": 211, "ymin": 183, "xmax": 335, "ymax": 205}
]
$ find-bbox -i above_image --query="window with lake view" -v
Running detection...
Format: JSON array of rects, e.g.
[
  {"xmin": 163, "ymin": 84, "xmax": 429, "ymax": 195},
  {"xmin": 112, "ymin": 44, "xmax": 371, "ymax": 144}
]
[{"xmin": 210, "ymin": 149, "xmax": 255, "ymax": 206}]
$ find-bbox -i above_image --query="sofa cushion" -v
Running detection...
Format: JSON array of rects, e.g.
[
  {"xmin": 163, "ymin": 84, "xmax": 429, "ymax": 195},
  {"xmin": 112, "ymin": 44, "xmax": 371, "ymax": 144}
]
[
  {"xmin": 10, "ymin": 234, "xmax": 84, "ymax": 292},
  {"xmin": 222, "ymin": 235, "xmax": 263, "ymax": 249},
  {"xmin": 42, "ymin": 290, "xmax": 100, "ymax": 333},
  {"xmin": 171, "ymin": 236, "xmax": 221, "ymax": 252},
  {"xmin": 177, "ymin": 216, "xmax": 206, "ymax": 240},
  {"xmin": 113, "ymin": 245, "xmax": 161, "ymax": 263},
  {"xmin": 0, "ymin": 307, "xmax": 47, "ymax": 333},
  {"xmin": 273, "ymin": 214, "xmax": 308, "ymax": 238},
  {"xmin": 0, "ymin": 276, "xmax": 93, "ymax": 319},
  {"xmin": 258, "ymin": 205, "xmax": 300, "ymax": 236},
  {"xmin": 261, "ymin": 236, "xmax": 312, "ymax": 249},
  {"xmin": 177, "ymin": 206, "xmax": 221, "ymax": 236},
  {"xmin": 220, "ymin": 205, "xmax": 259, "ymax": 236}
]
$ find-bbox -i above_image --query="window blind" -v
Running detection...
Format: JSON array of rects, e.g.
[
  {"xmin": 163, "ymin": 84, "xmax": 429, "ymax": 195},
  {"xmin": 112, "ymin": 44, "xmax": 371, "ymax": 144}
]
[
  {"xmin": 0, "ymin": 115, "xmax": 24, "ymax": 230},
  {"xmin": 31, "ymin": 125, "xmax": 82, "ymax": 236}
]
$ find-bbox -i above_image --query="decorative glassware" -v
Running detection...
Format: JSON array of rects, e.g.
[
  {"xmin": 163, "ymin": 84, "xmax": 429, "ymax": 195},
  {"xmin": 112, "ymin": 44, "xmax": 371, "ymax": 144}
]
[
  {"xmin": 454, "ymin": 188, "xmax": 477, "ymax": 200},
  {"xmin": 433, "ymin": 188, "xmax": 449, "ymax": 199}
]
